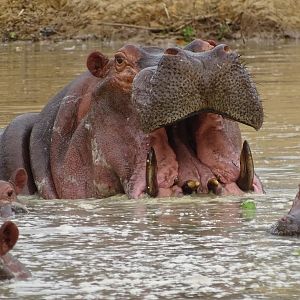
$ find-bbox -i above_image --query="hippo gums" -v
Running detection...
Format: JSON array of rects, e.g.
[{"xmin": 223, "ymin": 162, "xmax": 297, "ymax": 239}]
[
  {"xmin": 269, "ymin": 186, "xmax": 300, "ymax": 236},
  {"xmin": 0, "ymin": 221, "xmax": 30, "ymax": 280},
  {"xmin": 0, "ymin": 39, "xmax": 264, "ymax": 199}
]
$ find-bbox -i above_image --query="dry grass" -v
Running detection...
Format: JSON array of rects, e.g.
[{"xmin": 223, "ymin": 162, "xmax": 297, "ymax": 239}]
[{"xmin": 0, "ymin": 0, "xmax": 299, "ymax": 42}]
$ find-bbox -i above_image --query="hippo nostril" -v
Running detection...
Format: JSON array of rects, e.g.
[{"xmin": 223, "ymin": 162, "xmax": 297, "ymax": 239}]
[
  {"xmin": 206, "ymin": 39, "xmax": 217, "ymax": 47},
  {"xmin": 164, "ymin": 48, "xmax": 180, "ymax": 56},
  {"xmin": 7, "ymin": 190, "xmax": 13, "ymax": 197},
  {"xmin": 213, "ymin": 44, "xmax": 231, "ymax": 56}
]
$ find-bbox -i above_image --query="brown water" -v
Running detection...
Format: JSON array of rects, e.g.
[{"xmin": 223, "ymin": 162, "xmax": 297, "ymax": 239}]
[{"xmin": 0, "ymin": 40, "xmax": 300, "ymax": 299}]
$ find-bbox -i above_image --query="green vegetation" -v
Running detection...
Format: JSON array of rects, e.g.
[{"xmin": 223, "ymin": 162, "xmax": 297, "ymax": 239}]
[
  {"xmin": 182, "ymin": 26, "xmax": 196, "ymax": 42},
  {"xmin": 241, "ymin": 199, "xmax": 256, "ymax": 220}
]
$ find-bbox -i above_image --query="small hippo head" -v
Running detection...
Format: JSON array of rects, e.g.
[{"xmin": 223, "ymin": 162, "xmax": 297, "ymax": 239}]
[
  {"xmin": 0, "ymin": 221, "xmax": 30, "ymax": 280},
  {"xmin": 269, "ymin": 186, "xmax": 300, "ymax": 236},
  {"xmin": 132, "ymin": 43, "xmax": 263, "ymax": 132},
  {"xmin": 0, "ymin": 168, "xmax": 28, "ymax": 217},
  {"xmin": 0, "ymin": 221, "xmax": 18, "ymax": 256}
]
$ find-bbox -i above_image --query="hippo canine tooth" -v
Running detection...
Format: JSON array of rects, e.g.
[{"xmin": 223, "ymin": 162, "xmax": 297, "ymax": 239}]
[
  {"xmin": 182, "ymin": 180, "xmax": 200, "ymax": 195},
  {"xmin": 146, "ymin": 147, "xmax": 158, "ymax": 197},
  {"xmin": 207, "ymin": 178, "xmax": 221, "ymax": 195},
  {"xmin": 236, "ymin": 140, "xmax": 254, "ymax": 192}
]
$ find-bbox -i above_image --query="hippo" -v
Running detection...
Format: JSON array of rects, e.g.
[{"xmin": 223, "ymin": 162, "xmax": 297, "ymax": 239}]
[
  {"xmin": 0, "ymin": 221, "xmax": 30, "ymax": 280},
  {"xmin": 0, "ymin": 168, "xmax": 29, "ymax": 217},
  {"xmin": 0, "ymin": 39, "xmax": 264, "ymax": 199},
  {"xmin": 269, "ymin": 186, "xmax": 300, "ymax": 236}
]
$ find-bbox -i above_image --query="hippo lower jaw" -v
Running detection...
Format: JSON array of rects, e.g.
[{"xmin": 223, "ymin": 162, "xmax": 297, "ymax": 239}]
[{"xmin": 128, "ymin": 112, "xmax": 263, "ymax": 199}]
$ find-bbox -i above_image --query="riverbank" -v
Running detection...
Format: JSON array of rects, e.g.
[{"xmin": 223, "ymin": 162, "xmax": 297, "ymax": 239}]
[{"xmin": 0, "ymin": 0, "xmax": 300, "ymax": 43}]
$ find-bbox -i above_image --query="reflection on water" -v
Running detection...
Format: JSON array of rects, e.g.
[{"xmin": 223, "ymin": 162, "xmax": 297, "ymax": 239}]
[{"xmin": 0, "ymin": 40, "xmax": 300, "ymax": 298}]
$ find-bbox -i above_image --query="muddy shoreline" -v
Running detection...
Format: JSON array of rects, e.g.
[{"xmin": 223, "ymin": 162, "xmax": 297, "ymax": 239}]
[{"xmin": 0, "ymin": 0, "xmax": 299, "ymax": 44}]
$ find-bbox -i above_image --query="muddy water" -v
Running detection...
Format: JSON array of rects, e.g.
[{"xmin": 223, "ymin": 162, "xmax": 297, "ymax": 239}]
[{"xmin": 0, "ymin": 40, "xmax": 300, "ymax": 299}]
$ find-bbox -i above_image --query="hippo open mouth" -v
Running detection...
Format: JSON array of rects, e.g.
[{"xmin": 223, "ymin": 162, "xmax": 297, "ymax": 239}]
[{"xmin": 131, "ymin": 44, "xmax": 264, "ymax": 197}]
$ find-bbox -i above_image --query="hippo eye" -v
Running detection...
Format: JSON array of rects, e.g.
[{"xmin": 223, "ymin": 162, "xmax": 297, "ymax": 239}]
[{"xmin": 115, "ymin": 55, "xmax": 125, "ymax": 65}]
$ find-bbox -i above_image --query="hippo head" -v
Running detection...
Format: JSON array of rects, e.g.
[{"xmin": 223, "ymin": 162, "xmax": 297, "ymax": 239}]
[
  {"xmin": 0, "ymin": 221, "xmax": 30, "ymax": 280},
  {"xmin": 269, "ymin": 186, "xmax": 300, "ymax": 236},
  {"xmin": 129, "ymin": 40, "xmax": 263, "ymax": 197},
  {"xmin": 0, "ymin": 221, "xmax": 18, "ymax": 256},
  {"xmin": 68, "ymin": 39, "xmax": 264, "ymax": 199},
  {"xmin": 0, "ymin": 168, "xmax": 29, "ymax": 217}
]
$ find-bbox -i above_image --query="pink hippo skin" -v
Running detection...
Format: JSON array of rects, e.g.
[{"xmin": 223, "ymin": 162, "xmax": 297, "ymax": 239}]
[
  {"xmin": 0, "ymin": 221, "xmax": 30, "ymax": 280},
  {"xmin": 0, "ymin": 39, "xmax": 264, "ymax": 199}
]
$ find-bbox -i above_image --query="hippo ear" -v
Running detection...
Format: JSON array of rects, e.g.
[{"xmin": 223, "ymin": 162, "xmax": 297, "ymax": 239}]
[
  {"xmin": 10, "ymin": 168, "xmax": 28, "ymax": 195},
  {"xmin": 87, "ymin": 51, "xmax": 109, "ymax": 78},
  {"xmin": 0, "ymin": 221, "xmax": 19, "ymax": 256}
]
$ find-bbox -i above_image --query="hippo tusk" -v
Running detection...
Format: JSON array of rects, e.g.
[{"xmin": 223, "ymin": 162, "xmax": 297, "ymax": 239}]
[
  {"xmin": 146, "ymin": 147, "xmax": 159, "ymax": 197},
  {"xmin": 207, "ymin": 178, "xmax": 222, "ymax": 195},
  {"xmin": 182, "ymin": 180, "xmax": 200, "ymax": 195},
  {"xmin": 236, "ymin": 140, "xmax": 254, "ymax": 192}
]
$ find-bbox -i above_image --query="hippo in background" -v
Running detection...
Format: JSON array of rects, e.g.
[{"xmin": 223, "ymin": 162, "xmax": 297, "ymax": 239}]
[
  {"xmin": 269, "ymin": 185, "xmax": 300, "ymax": 236},
  {"xmin": 0, "ymin": 221, "xmax": 30, "ymax": 280},
  {"xmin": 0, "ymin": 39, "xmax": 264, "ymax": 199},
  {"xmin": 0, "ymin": 113, "xmax": 39, "ymax": 195},
  {"xmin": 0, "ymin": 168, "xmax": 29, "ymax": 217}
]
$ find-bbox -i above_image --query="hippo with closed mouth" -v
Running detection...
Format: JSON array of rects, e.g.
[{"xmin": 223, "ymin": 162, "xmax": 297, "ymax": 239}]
[
  {"xmin": 0, "ymin": 168, "xmax": 29, "ymax": 217},
  {"xmin": 269, "ymin": 186, "xmax": 300, "ymax": 236},
  {"xmin": 0, "ymin": 39, "xmax": 264, "ymax": 199},
  {"xmin": 0, "ymin": 221, "xmax": 30, "ymax": 280}
]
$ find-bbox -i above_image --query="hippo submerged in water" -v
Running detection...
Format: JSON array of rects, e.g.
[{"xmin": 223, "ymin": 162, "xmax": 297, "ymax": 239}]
[
  {"xmin": 0, "ymin": 221, "xmax": 30, "ymax": 280},
  {"xmin": 0, "ymin": 168, "xmax": 28, "ymax": 217},
  {"xmin": 269, "ymin": 186, "xmax": 300, "ymax": 236},
  {"xmin": 0, "ymin": 39, "xmax": 264, "ymax": 199}
]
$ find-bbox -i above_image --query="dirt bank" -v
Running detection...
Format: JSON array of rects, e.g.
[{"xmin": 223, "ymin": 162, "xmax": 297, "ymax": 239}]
[{"xmin": 1, "ymin": 0, "xmax": 300, "ymax": 43}]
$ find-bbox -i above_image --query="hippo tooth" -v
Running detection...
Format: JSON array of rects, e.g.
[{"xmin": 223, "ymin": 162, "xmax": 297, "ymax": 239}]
[
  {"xmin": 236, "ymin": 140, "xmax": 254, "ymax": 192},
  {"xmin": 207, "ymin": 178, "xmax": 222, "ymax": 195},
  {"xmin": 182, "ymin": 180, "xmax": 200, "ymax": 195},
  {"xmin": 146, "ymin": 147, "xmax": 158, "ymax": 197}
]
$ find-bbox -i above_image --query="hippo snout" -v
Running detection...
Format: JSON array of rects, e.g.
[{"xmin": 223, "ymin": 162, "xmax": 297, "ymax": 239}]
[
  {"xmin": 132, "ymin": 43, "xmax": 263, "ymax": 133},
  {"xmin": 164, "ymin": 44, "xmax": 230, "ymax": 59}
]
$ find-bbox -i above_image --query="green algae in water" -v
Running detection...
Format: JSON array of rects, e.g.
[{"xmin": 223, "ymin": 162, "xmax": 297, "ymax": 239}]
[
  {"xmin": 292, "ymin": 249, "xmax": 300, "ymax": 256},
  {"xmin": 241, "ymin": 199, "xmax": 256, "ymax": 220}
]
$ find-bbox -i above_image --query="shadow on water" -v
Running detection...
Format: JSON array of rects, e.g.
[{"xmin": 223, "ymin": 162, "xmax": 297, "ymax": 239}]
[{"xmin": 1, "ymin": 40, "xmax": 300, "ymax": 298}]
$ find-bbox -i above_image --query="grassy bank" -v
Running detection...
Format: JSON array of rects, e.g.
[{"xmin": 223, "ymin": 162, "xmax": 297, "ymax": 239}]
[{"xmin": 1, "ymin": 0, "xmax": 300, "ymax": 42}]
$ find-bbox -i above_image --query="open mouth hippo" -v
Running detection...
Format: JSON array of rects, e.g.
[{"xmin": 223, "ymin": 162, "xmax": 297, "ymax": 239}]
[
  {"xmin": 0, "ymin": 39, "xmax": 263, "ymax": 199},
  {"xmin": 269, "ymin": 186, "xmax": 300, "ymax": 236}
]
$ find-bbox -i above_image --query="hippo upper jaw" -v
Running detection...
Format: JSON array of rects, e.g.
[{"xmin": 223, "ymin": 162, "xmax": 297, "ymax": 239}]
[{"xmin": 132, "ymin": 44, "xmax": 263, "ymax": 133}]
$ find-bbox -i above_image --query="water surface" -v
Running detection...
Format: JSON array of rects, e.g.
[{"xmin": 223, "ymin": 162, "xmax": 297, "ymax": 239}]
[{"xmin": 0, "ymin": 40, "xmax": 300, "ymax": 299}]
